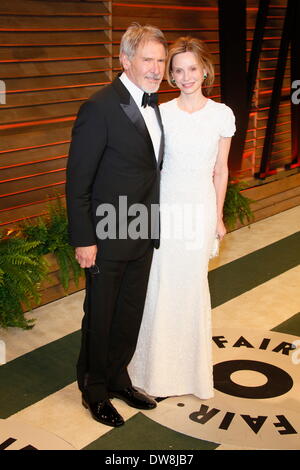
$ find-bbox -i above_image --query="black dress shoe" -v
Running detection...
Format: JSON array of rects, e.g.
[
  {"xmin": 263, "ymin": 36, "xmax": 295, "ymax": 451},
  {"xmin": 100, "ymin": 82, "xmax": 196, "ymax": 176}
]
[
  {"xmin": 82, "ymin": 396, "xmax": 124, "ymax": 427},
  {"xmin": 109, "ymin": 387, "xmax": 157, "ymax": 410}
]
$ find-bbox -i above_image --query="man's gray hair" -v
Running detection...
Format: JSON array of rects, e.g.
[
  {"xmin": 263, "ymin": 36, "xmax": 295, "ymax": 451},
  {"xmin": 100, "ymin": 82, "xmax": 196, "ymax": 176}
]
[{"xmin": 119, "ymin": 23, "xmax": 168, "ymax": 62}]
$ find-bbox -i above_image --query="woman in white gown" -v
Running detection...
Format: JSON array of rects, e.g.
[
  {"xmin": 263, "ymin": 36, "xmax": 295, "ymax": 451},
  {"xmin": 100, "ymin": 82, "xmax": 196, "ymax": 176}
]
[{"xmin": 128, "ymin": 37, "xmax": 236, "ymax": 399}]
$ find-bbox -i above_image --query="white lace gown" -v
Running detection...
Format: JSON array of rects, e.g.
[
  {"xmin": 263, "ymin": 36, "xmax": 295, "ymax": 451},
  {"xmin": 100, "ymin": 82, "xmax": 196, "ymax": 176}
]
[{"xmin": 128, "ymin": 98, "xmax": 236, "ymax": 399}]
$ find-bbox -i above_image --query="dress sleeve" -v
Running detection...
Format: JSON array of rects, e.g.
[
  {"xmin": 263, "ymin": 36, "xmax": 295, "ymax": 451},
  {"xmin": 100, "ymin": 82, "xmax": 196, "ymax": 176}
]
[{"xmin": 220, "ymin": 105, "xmax": 236, "ymax": 138}]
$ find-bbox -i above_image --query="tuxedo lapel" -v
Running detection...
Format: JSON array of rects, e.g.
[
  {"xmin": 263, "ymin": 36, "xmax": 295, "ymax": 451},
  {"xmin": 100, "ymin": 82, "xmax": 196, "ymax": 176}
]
[
  {"xmin": 112, "ymin": 77, "xmax": 156, "ymax": 164},
  {"xmin": 120, "ymin": 98, "xmax": 155, "ymax": 156},
  {"xmin": 153, "ymin": 105, "xmax": 164, "ymax": 170}
]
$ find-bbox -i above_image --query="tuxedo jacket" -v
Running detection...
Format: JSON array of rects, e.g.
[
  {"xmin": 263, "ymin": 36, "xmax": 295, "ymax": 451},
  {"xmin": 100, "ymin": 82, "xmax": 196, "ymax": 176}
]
[{"xmin": 66, "ymin": 76, "xmax": 164, "ymax": 261}]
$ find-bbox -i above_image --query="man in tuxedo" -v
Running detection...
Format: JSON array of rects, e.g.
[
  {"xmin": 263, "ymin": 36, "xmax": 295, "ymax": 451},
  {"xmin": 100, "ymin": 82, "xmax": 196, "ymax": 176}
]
[{"xmin": 66, "ymin": 24, "xmax": 167, "ymax": 427}]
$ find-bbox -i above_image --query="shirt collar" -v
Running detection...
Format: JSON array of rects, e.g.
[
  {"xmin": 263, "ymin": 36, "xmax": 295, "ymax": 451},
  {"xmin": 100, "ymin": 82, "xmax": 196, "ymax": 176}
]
[{"xmin": 119, "ymin": 72, "xmax": 145, "ymax": 109}]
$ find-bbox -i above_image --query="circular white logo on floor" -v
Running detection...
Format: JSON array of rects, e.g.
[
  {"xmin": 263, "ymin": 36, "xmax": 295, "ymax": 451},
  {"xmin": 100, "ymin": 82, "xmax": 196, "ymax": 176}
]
[
  {"xmin": 0, "ymin": 419, "xmax": 75, "ymax": 450},
  {"xmin": 143, "ymin": 329, "xmax": 300, "ymax": 450}
]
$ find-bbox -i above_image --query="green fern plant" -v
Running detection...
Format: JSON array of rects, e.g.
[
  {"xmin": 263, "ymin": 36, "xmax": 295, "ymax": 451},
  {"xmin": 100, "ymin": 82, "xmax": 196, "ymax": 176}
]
[
  {"xmin": 224, "ymin": 180, "xmax": 255, "ymax": 230},
  {"xmin": 0, "ymin": 230, "xmax": 48, "ymax": 329},
  {"xmin": 21, "ymin": 196, "xmax": 83, "ymax": 291}
]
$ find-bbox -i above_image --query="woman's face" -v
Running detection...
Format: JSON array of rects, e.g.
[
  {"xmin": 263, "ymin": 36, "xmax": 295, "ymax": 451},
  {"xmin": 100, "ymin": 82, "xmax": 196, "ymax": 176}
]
[{"xmin": 171, "ymin": 51, "xmax": 206, "ymax": 95}]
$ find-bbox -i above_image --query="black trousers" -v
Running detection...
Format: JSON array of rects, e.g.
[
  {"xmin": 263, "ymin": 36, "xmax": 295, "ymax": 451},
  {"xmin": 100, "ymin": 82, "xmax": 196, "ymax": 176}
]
[{"xmin": 77, "ymin": 247, "xmax": 154, "ymax": 402}]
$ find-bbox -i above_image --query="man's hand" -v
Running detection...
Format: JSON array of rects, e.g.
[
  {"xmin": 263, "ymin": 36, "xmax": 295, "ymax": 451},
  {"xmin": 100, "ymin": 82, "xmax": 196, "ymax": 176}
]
[{"xmin": 75, "ymin": 245, "xmax": 98, "ymax": 268}]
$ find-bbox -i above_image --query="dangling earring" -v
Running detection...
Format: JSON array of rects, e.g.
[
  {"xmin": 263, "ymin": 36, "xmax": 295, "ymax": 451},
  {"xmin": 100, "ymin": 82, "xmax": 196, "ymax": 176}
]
[
  {"xmin": 203, "ymin": 73, "xmax": 208, "ymax": 80},
  {"xmin": 171, "ymin": 77, "xmax": 176, "ymax": 85}
]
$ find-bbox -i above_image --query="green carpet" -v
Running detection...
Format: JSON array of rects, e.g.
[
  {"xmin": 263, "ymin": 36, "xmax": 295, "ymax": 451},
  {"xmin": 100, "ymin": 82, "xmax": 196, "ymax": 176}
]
[
  {"xmin": 272, "ymin": 312, "xmax": 300, "ymax": 336},
  {"xmin": 84, "ymin": 413, "xmax": 218, "ymax": 450},
  {"xmin": 0, "ymin": 232, "xmax": 299, "ymax": 419},
  {"xmin": 0, "ymin": 231, "xmax": 299, "ymax": 450}
]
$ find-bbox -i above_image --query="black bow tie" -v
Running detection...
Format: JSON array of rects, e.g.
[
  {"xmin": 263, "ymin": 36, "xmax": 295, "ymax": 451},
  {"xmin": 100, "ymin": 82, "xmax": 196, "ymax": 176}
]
[{"xmin": 141, "ymin": 92, "xmax": 158, "ymax": 108}]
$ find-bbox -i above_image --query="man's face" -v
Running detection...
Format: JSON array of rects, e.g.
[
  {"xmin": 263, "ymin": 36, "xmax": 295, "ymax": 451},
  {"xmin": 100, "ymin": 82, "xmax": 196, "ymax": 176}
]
[{"xmin": 122, "ymin": 40, "xmax": 166, "ymax": 93}]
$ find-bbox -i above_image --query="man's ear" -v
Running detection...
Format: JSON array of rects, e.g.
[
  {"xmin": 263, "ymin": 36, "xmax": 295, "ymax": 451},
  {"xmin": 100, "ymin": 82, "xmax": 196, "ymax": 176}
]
[{"xmin": 120, "ymin": 53, "xmax": 131, "ymax": 71}]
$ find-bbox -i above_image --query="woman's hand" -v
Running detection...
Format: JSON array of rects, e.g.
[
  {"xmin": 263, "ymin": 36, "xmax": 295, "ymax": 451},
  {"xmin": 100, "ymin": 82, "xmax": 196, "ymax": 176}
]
[
  {"xmin": 216, "ymin": 219, "xmax": 227, "ymax": 241},
  {"xmin": 213, "ymin": 137, "xmax": 231, "ymax": 243}
]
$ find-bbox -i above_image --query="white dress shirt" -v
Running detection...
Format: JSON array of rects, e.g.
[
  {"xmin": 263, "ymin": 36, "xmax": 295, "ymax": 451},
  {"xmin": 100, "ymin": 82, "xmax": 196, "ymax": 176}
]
[{"xmin": 119, "ymin": 72, "xmax": 161, "ymax": 161}]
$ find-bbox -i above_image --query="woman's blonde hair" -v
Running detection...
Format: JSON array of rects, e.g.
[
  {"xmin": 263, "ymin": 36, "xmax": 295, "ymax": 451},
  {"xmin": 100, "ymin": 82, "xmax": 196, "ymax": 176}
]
[{"xmin": 166, "ymin": 37, "xmax": 215, "ymax": 96}]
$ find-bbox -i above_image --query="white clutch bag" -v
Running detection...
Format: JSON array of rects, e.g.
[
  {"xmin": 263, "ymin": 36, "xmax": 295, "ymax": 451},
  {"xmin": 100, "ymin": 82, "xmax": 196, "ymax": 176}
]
[{"xmin": 210, "ymin": 235, "xmax": 220, "ymax": 259}]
